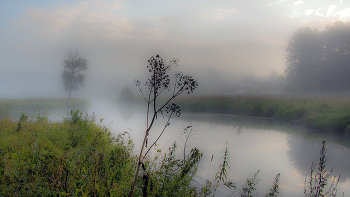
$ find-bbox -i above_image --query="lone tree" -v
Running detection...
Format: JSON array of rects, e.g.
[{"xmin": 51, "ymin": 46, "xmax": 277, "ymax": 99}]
[
  {"xmin": 62, "ymin": 51, "xmax": 88, "ymax": 98},
  {"xmin": 130, "ymin": 54, "xmax": 198, "ymax": 196}
]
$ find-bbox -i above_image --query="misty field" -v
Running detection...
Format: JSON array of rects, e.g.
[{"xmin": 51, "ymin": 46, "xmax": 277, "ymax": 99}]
[
  {"xmin": 0, "ymin": 98, "xmax": 90, "ymax": 115},
  {"xmin": 174, "ymin": 94, "xmax": 350, "ymax": 134}
]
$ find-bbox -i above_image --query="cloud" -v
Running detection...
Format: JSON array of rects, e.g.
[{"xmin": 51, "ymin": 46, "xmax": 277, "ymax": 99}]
[
  {"xmin": 315, "ymin": 8, "xmax": 324, "ymax": 16},
  {"xmin": 294, "ymin": 0, "xmax": 304, "ymax": 6},
  {"xmin": 336, "ymin": 7, "xmax": 350, "ymax": 19},
  {"xmin": 305, "ymin": 9, "xmax": 313, "ymax": 15},
  {"xmin": 326, "ymin": 4, "xmax": 337, "ymax": 17},
  {"xmin": 200, "ymin": 9, "xmax": 237, "ymax": 20}
]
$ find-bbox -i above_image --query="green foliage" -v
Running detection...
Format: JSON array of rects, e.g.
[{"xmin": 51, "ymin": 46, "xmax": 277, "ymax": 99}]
[
  {"xmin": 143, "ymin": 142, "xmax": 202, "ymax": 197},
  {"xmin": 304, "ymin": 106, "xmax": 350, "ymax": 134},
  {"xmin": 0, "ymin": 109, "xmax": 136, "ymax": 196},
  {"xmin": 239, "ymin": 170, "xmax": 260, "ymax": 197},
  {"xmin": 0, "ymin": 104, "xmax": 12, "ymax": 116}
]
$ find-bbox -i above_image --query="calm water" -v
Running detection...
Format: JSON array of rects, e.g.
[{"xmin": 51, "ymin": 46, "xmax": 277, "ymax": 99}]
[{"xmin": 16, "ymin": 101, "xmax": 350, "ymax": 197}]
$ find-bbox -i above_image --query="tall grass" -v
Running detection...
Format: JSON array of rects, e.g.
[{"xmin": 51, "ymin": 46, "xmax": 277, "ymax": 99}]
[{"xmin": 0, "ymin": 109, "xmax": 135, "ymax": 196}]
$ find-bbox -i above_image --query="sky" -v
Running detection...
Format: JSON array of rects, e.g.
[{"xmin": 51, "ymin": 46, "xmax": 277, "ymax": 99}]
[{"xmin": 1, "ymin": 0, "xmax": 350, "ymax": 98}]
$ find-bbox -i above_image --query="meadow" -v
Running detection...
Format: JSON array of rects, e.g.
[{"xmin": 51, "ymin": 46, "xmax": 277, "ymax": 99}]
[
  {"xmin": 173, "ymin": 94, "xmax": 350, "ymax": 134},
  {"xmin": 0, "ymin": 98, "xmax": 90, "ymax": 115}
]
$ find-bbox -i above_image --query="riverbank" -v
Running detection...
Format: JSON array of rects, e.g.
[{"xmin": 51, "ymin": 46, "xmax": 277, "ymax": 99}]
[
  {"xmin": 173, "ymin": 95, "xmax": 350, "ymax": 134},
  {"xmin": 2, "ymin": 107, "xmax": 346, "ymax": 196},
  {"xmin": 0, "ymin": 110, "xmax": 204, "ymax": 196},
  {"xmin": 0, "ymin": 98, "xmax": 90, "ymax": 115},
  {"xmin": 0, "ymin": 109, "xmax": 135, "ymax": 196}
]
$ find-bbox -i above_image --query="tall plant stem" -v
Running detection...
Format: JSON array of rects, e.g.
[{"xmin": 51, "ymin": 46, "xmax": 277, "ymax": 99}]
[{"xmin": 130, "ymin": 91, "xmax": 153, "ymax": 197}]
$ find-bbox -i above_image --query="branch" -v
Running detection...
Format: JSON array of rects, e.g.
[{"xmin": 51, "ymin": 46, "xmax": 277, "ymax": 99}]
[
  {"xmin": 173, "ymin": 77, "xmax": 178, "ymax": 96},
  {"xmin": 155, "ymin": 87, "xmax": 185, "ymax": 114},
  {"xmin": 149, "ymin": 87, "xmax": 167, "ymax": 103},
  {"xmin": 138, "ymin": 86, "xmax": 148, "ymax": 103},
  {"xmin": 141, "ymin": 112, "xmax": 173, "ymax": 162},
  {"xmin": 72, "ymin": 67, "xmax": 85, "ymax": 74}
]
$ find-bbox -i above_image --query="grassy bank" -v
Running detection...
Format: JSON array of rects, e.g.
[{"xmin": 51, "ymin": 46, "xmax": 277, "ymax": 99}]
[
  {"xmin": 0, "ymin": 110, "xmax": 203, "ymax": 196},
  {"xmin": 0, "ymin": 110, "xmax": 135, "ymax": 196},
  {"xmin": 0, "ymin": 98, "xmax": 90, "ymax": 115},
  {"xmin": 173, "ymin": 95, "xmax": 350, "ymax": 134}
]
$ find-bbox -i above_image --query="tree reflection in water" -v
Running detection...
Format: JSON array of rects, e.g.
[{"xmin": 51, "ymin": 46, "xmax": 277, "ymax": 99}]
[{"xmin": 287, "ymin": 135, "xmax": 350, "ymax": 183}]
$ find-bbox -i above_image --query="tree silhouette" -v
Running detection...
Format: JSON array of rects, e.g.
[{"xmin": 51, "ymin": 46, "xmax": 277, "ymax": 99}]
[
  {"xmin": 62, "ymin": 51, "xmax": 88, "ymax": 98},
  {"xmin": 284, "ymin": 21, "xmax": 350, "ymax": 92},
  {"xmin": 118, "ymin": 86, "xmax": 134, "ymax": 103},
  {"xmin": 129, "ymin": 54, "xmax": 198, "ymax": 196},
  {"xmin": 285, "ymin": 27, "xmax": 321, "ymax": 91}
]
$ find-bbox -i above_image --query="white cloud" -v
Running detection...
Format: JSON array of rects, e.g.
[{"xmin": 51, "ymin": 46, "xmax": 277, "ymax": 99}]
[
  {"xmin": 326, "ymin": 4, "xmax": 337, "ymax": 17},
  {"xmin": 294, "ymin": 0, "xmax": 304, "ymax": 6},
  {"xmin": 336, "ymin": 7, "xmax": 350, "ymax": 19},
  {"xmin": 200, "ymin": 9, "xmax": 237, "ymax": 20},
  {"xmin": 315, "ymin": 8, "xmax": 324, "ymax": 16},
  {"xmin": 305, "ymin": 9, "xmax": 313, "ymax": 15}
]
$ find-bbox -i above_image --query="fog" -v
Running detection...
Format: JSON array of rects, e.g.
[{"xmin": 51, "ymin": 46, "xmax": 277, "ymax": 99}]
[{"xmin": 1, "ymin": 0, "xmax": 349, "ymax": 99}]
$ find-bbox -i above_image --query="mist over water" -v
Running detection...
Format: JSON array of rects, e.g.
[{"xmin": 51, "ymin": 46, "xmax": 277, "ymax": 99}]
[{"xmin": 35, "ymin": 100, "xmax": 348, "ymax": 197}]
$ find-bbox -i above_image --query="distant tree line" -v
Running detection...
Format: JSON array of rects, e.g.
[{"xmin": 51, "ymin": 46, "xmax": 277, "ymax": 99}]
[{"xmin": 284, "ymin": 21, "xmax": 350, "ymax": 92}]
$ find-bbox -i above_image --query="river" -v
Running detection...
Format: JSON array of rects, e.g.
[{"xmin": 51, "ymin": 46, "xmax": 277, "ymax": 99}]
[{"xmin": 12, "ymin": 100, "xmax": 350, "ymax": 197}]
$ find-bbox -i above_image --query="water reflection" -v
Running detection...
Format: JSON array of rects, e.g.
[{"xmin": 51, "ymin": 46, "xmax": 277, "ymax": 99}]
[
  {"xmin": 179, "ymin": 112, "xmax": 350, "ymax": 149},
  {"xmin": 177, "ymin": 112, "xmax": 350, "ymax": 196},
  {"xmin": 287, "ymin": 135, "xmax": 350, "ymax": 183},
  {"xmin": 116, "ymin": 104, "xmax": 135, "ymax": 121}
]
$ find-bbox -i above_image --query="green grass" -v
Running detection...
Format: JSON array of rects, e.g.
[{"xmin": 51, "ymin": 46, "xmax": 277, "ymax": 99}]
[
  {"xmin": 0, "ymin": 109, "xmax": 135, "ymax": 196},
  {"xmin": 304, "ymin": 106, "xmax": 350, "ymax": 134},
  {"xmin": 172, "ymin": 95, "xmax": 350, "ymax": 134},
  {"xmin": 0, "ymin": 109, "xmax": 203, "ymax": 196},
  {"xmin": 0, "ymin": 98, "xmax": 90, "ymax": 115}
]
